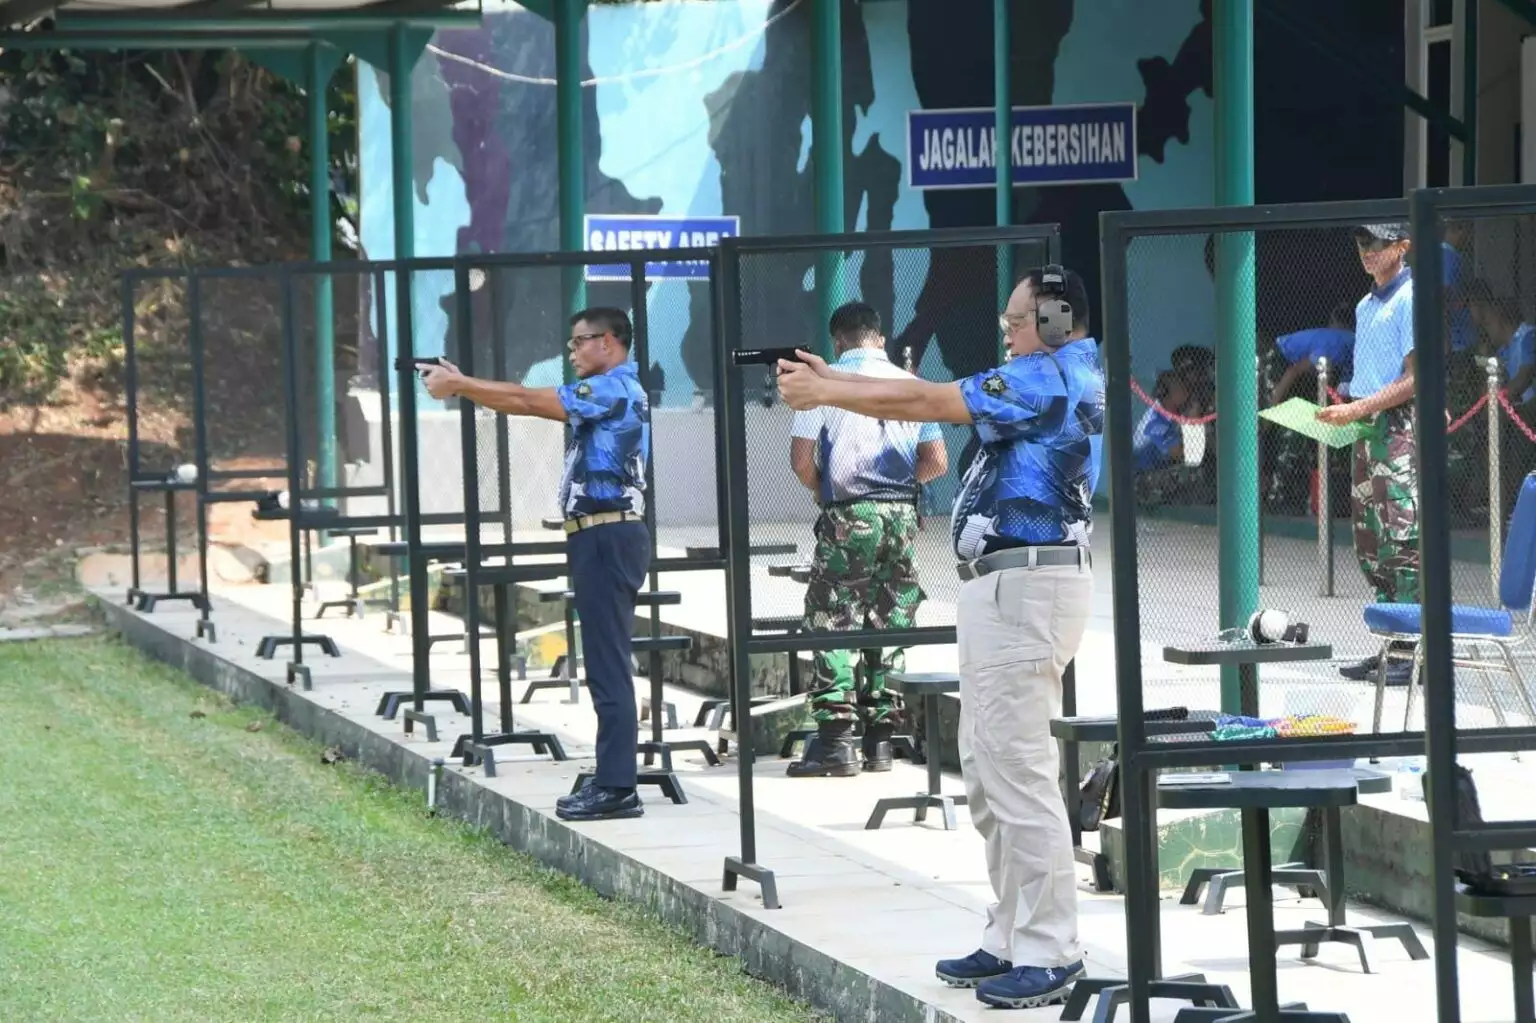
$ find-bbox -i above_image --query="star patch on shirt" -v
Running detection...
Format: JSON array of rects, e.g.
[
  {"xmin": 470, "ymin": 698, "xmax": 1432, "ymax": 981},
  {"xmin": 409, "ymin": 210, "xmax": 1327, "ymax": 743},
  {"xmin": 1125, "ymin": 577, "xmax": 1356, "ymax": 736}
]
[{"xmin": 981, "ymin": 374, "xmax": 1007, "ymax": 396}]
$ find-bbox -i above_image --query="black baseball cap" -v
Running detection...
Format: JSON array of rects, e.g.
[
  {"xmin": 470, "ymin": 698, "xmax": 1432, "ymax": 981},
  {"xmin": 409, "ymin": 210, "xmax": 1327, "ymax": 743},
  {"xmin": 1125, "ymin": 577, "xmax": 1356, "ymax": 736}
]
[{"xmin": 1353, "ymin": 223, "xmax": 1410, "ymax": 243}]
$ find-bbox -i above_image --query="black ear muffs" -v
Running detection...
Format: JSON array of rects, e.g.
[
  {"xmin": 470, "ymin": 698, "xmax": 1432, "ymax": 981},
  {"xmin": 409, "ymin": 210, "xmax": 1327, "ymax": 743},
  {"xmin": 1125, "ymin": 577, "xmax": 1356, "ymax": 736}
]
[
  {"xmin": 1247, "ymin": 608, "xmax": 1310, "ymax": 645},
  {"xmin": 1036, "ymin": 264, "xmax": 1073, "ymax": 347}
]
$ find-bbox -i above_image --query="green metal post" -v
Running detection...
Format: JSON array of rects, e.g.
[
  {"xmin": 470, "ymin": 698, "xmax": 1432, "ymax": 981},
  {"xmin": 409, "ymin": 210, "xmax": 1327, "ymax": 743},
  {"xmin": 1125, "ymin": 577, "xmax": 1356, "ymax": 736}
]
[
  {"xmin": 811, "ymin": 0, "xmax": 844, "ymax": 358},
  {"xmin": 308, "ymin": 43, "xmax": 337, "ymax": 514},
  {"xmin": 555, "ymin": 0, "xmax": 586, "ymax": 383},
  {"xmin": 389, "ymin": 26, "xmax": 415, "ymax": 263},
  {"xmin": 1214, "ymin": 0, "xmax": 1258, "ymax": 716},
  {"xmin": 994, "ymin": 0, "xmax": 1012, "ymax": 361}
]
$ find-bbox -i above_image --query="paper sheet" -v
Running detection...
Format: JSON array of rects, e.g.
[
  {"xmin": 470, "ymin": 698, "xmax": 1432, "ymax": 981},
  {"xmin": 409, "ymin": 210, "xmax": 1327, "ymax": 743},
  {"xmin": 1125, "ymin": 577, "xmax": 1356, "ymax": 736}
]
[{"xmin": 1259, "ymin": 397, "xmax": 1371, "ymax": 448}]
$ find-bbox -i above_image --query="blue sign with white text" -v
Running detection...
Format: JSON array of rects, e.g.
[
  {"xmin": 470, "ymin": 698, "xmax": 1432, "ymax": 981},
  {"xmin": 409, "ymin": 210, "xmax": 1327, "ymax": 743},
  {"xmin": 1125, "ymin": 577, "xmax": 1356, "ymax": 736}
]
[
  {"xmin": 584, "ymin": 214, "xmax": 739, "ymax": 282},
  {"xmin": 906, "ymin": 103, "xmax": 1138, "ymax": 190}
]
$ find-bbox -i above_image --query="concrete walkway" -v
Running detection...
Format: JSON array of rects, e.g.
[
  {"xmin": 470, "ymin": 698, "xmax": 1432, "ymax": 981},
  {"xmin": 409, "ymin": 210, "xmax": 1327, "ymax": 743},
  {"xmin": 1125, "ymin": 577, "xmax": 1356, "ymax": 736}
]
[{"xmin": 90, "ymin": 581, "xmax": 1532, "ymax": 1023}]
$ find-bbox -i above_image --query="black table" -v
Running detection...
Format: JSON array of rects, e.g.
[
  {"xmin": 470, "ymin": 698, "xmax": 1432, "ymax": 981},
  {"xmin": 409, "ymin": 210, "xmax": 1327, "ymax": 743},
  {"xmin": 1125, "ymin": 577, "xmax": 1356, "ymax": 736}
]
[
  {"xmin": 1158, "ymin": 770, "xmax": 1359, "ymax": 1023},
  {"xmin": 1163, "ymin": 640, "xmax": 1334, "ymax": 720},
  {"xmin": 315, "ymin": 527, "xmax": 379, "ymax": 619},
  {"xmin": 865, "ymin": 673, "xmax": 966, "ymax": 830}
]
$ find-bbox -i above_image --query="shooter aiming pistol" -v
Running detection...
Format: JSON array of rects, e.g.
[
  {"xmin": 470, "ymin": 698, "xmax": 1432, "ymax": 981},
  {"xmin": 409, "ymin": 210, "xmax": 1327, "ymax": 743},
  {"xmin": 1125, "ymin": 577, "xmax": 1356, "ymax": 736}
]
[
  {"xmin": 731, "ymin": 346, "xmax": 812, "ymax": 371},
  {"xmin": 395, "ymin": 355, "xmax": 446, "ymax": 374}
]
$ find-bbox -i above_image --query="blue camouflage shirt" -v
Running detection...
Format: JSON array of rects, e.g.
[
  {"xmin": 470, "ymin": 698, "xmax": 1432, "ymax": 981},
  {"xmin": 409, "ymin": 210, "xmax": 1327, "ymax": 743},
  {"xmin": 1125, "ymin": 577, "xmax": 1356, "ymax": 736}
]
[
  {"xmin": 556, "ymin": 362, "xmax": 649, "ymax": 518},
  {"xmin": 951, "ymin": 339, "xmax": 1105, "ymax": 560}
]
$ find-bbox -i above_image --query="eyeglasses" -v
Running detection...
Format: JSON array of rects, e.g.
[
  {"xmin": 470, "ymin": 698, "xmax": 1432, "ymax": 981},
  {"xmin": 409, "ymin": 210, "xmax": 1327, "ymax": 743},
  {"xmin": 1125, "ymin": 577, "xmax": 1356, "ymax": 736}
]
[
  {"xmin": 1355, "ymin": 237, "xmax": 1394, "ymax": 253},
  {"xmin": 998, "ymin": 308, "xmax": 1036, "ymax": 333},
  {"xmin": 567, "ymin": 331, "xmax": 607, "ymax": 351}
]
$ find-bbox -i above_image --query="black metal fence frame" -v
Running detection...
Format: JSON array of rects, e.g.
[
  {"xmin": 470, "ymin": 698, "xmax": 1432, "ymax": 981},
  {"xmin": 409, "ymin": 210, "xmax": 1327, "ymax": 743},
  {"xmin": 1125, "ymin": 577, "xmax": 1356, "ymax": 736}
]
[
  {"xmin": 1415, "ymin": 183, "xmax": 1536, "ymax": 1023},
  {"xmin": 121, "ymin": 268, "xmax": 209, "ymax": 617},
  {"xmin": 714, "ymin": 223, "xmax": 1061, "ymax": 908},
  {"xmin": 450, "ymin": 247, "xmax": 730, "ymax": 766},
  {"xmin": 1100, "ymin": 195, "xmax": 1536, "ymax": 1023}
]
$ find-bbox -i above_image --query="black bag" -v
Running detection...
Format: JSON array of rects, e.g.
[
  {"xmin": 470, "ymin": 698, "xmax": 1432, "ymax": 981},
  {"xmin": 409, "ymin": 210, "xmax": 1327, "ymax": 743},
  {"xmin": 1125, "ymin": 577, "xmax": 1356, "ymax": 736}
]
[
  {"xmin": 1078, "ymin": 748, "xmax": 1121, "ymax": 832},
  {"xmin": 1425, "ymin": 763, "xmax": 1536, "ymax": 897}
]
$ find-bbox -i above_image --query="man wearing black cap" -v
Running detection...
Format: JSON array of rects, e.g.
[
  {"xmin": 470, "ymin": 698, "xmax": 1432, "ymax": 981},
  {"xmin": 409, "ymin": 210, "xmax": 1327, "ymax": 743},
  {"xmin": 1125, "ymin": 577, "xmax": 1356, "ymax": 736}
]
[{"xmin": 1316, "ymin": 223, "xmax": 1417, "ymax": 685}]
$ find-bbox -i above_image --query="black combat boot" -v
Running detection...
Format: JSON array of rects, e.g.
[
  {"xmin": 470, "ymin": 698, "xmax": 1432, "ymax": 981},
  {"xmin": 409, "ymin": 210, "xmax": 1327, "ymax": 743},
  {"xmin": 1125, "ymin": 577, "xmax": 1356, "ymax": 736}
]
[
  {"xmin": 861, "ymin": 721, "xmax": 895, "ymax": 772},
  {"xmin": 785, "ymin": 720, "xmax": 859, "ymax": 778}
]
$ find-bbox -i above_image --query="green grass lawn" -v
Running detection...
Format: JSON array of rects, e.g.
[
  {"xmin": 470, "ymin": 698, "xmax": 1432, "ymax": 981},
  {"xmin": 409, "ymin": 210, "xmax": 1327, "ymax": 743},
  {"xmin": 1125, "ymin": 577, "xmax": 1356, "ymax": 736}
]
[{"xmin": 0, "ymin": 635, "xmax": 822, "ymax": 1023}]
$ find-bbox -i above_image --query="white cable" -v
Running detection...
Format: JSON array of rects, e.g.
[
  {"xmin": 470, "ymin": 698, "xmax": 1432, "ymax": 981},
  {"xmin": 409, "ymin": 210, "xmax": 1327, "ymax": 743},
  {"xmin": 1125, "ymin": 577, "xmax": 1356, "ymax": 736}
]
[{"xmin": 424, "ymin": 0, "xmax": 803, "ymax": 88}]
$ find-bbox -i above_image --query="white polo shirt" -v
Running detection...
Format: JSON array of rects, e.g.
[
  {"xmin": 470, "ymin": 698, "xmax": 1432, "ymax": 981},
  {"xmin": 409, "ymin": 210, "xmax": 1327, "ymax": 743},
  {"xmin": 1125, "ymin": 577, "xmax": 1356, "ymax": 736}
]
[{"xmin": 790, "ymin": 347, "xmax": 942, "ymax": 505}]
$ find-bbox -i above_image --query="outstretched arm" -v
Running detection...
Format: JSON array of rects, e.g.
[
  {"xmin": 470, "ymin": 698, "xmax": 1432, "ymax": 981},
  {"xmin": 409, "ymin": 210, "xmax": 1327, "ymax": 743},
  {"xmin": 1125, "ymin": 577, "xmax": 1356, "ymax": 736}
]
[
  {"xmin": 423, "ymin": 362, "xmax": 568, "ymax": 422},
  {"xmin": 778, "ymin": 362, "xmax": 974, "ymax": 425}
]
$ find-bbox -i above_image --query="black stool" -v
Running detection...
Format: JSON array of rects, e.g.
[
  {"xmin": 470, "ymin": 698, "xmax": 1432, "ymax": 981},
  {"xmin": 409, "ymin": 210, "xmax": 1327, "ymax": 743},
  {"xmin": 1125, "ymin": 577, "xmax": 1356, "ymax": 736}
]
[
  {"xmin": 1272, "ymin": 768, "xmax": 1428, "ymax": 973},
  {"xmin": 522, "ymin": 588, "xmax": 585, "ymax": 704},
  {"xmin": 1456, "ymin": 884, "xmax": 1535, "ymax": 1022},
  {"xmin": 1155, "ymin": 770, "xmax": 1358, "ymax": 1023},
  {"xmin": 865, "ymin": 672, "xmax": 966, "ymax": 830},
  {"xmin": 315, "ymin": 527, "xmax": 380, "ymax": 619}
]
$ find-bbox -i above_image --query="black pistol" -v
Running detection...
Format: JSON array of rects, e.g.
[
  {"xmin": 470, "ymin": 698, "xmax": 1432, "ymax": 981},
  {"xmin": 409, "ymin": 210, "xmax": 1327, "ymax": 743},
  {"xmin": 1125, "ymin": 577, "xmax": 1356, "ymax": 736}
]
[
  {"xmin": 731, "ymin": 346, "xmax": 811, "ymax": 371},
  {"xmin": 395, "ymin": 355, "xmax": 446, "ymax": 374}
]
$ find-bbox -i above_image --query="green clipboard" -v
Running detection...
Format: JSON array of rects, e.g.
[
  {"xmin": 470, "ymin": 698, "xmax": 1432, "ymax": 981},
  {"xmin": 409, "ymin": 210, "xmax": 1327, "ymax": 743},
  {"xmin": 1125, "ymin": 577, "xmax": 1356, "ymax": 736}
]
[{"xmin": 1259, "ymin": 397, "xmax": 1372, "ymax": 448}]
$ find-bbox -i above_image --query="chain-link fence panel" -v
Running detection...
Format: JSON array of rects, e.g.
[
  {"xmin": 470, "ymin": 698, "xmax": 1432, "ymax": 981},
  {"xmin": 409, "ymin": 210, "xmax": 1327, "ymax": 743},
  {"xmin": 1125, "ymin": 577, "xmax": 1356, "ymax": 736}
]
[
  {"xmin": 1104, "ymin": 198, "xmax": 1532, "ymax": 748},
  {"xmin": 723, "ymin": 229, "xmax": 1057, "ymax": 637},
  {"xmin": 1418, "ymin": 202, "xmax": 1536, "ymax": 741},
  {"xmin": 193, "ymin": 271, "xmax": 288, "ymax": 486},
  {"xmin": 124, "ymin": 271, "xmax": 194, "ymax": 475}
]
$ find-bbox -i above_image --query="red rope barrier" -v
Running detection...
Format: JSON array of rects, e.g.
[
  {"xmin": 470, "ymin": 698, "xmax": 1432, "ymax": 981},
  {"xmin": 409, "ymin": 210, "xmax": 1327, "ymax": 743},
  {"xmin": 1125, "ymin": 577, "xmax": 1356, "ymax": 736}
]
[
  {"xmin": 1499, "ymin": 389, "xmax": 1536, "ymax": 444},
  {"xmin": 1130, "ymin": 379, "xmax": 1217, "ymax": 426}
]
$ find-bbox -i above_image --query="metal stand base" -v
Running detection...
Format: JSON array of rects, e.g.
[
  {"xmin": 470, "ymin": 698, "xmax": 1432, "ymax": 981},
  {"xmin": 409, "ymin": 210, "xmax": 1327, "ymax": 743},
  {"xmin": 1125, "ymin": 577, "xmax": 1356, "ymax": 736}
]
[
  {"xmin": 780, "ymin": 727, "xmax": 815, "ymax": 758},
  {"xmin": 256, "ymin": 634, "xmax": 340, "ymax": 660},
  {"xmin": 196, "ymin": 619, "xmax": 217, "ymax": 643},
  {"xmin": 722, "ymin": 856, "xmax": 780, "ymax": 910},
  {"xmin": 375, "ymin": 690, "xmax": 472, "ymax": 720},
  {"xmin": 135, "ymin": 591, "xmax": 210, "ymax": 614},
  {"xmin": 522, "ymin": 676, "xmax": 587, "ymax": 703},
  {"xmin": 866, "ymin": 792, "xmax": 967, "ymax": 830},
  {"xmin": 401, "ymin": 708, "xmax": 438, "ymax": 742},
  {"xmin": 450, "ymin": 730, "xmax": 569, "ymax": 769},
  {"xmin": 287, "ymin": 662, "xmax": 312, "ymax": 690},
  {"xmin": 638, "ymin": 697, "xmax": 679, "ymax": 730},
  {"xmin": 1061, "ymin": 974, "xmax": 1236, "ymax": 1023},
  {"xmin": 572, "ymin": 769, "xmax": 686, "ymax": 805},
  {"xmin": 639, "ymin": 738, "xmax": 721, "ymax": 770},
  {"xmin": 315, "ymin": 598, "xmax": 366, "ymax": 619},
  {"xmin": 1277, "ymin": 920, "xmax": 1429, "ymax": 973},
  {"xmin": 1180, "ymin": 864, "xmax": 1323, "ymax": 915},
  {"xmin": 1171, "ymin": 1006, "xmax": 1346, "ymax": 1023}
]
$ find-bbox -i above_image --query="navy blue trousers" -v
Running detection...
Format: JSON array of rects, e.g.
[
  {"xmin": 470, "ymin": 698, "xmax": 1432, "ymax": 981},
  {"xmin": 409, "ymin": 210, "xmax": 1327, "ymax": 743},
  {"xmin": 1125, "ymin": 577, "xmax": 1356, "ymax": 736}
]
[{"xmin": 568, "ymin": 520, "xmax": 651, "ymax": 788}]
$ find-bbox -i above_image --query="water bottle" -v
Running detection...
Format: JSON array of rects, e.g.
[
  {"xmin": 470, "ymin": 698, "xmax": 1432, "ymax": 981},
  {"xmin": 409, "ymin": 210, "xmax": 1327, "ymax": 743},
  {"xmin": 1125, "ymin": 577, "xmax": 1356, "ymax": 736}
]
[{"xmin": 1392, "ymin": 756, "xmax": 1426, "ymax": 801}]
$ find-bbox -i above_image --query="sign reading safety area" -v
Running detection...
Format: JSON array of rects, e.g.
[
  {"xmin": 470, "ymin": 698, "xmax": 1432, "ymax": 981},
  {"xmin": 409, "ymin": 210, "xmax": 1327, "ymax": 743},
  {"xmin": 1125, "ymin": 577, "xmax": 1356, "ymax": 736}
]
[
  {"xmin": 583, "ymin": 214, "xmax": 740, "ymax": 283},
  {"xmin": 906, "ymin": 102, "xmax": 1138, "ymax": 190}
]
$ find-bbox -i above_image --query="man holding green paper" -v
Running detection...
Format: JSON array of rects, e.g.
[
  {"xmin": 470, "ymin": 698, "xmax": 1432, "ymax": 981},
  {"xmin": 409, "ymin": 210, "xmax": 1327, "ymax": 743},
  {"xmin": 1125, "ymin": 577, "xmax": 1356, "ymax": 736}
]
[{"xmin": 1315, "ymin": 223, "xmax": 1418, "ymax": 686}]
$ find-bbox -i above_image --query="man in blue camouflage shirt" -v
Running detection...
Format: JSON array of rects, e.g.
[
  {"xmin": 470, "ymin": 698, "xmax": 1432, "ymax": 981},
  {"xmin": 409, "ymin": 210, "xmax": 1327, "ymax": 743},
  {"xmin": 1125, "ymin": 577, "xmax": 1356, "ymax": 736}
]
[
  {"xmin": 423, "ymin": 306, "xmax": 652, "ymax": 823},
  {"xmin": 778, "ymin": 267, "xmax": 1102, "ymax": 1012}
]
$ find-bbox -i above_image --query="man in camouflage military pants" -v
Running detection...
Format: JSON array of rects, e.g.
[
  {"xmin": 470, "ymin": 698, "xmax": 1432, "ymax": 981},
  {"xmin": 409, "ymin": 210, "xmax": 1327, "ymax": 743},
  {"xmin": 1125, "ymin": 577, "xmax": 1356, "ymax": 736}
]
[
  {"xmin": 1317, "ymin": 223, "xmax": 1419, "ymax": 686},
  {"xmin": 786, "ymin": 302, "xmax": 947, "ymax": 777}
]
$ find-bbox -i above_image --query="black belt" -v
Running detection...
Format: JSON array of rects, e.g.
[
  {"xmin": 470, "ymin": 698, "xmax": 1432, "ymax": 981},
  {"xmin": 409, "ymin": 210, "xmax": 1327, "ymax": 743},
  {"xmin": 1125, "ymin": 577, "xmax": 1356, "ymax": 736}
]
[{"xmin": 956, "ymin": 545, "xmax": 1090, "ymax": 581}]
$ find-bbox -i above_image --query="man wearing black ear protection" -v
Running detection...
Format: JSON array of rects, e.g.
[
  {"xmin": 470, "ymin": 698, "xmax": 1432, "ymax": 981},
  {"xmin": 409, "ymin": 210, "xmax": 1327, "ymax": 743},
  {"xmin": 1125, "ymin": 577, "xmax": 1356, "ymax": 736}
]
[{"xmin": 776, "ymin": 265, "xmax": 1103, "ymax": 1011}]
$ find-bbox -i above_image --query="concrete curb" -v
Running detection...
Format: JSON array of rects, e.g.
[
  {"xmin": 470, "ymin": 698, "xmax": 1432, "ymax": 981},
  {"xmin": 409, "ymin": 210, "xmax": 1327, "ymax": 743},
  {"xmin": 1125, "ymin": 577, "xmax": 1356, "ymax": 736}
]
[{"xmin": 88, "ymin": 593, "xmax": 969, "ymax": 1023}]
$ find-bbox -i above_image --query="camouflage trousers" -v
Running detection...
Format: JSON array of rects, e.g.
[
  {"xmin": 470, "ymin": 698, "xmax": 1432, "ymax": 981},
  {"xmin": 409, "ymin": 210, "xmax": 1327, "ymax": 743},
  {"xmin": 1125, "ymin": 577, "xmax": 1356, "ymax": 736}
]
[
  {"xmin": 801, "ymin": 501, "xmax": 924, "ymax": 726},
  {"xmin": 1351, "ymin": 407, "xmax": 1420, "ymax": 604}
]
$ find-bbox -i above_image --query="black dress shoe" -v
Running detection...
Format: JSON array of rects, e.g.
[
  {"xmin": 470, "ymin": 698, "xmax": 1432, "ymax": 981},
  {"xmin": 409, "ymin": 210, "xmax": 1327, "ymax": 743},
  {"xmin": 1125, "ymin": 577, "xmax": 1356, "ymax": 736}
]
[{"xmin": 555, "ymin": 784, "xmax": 643, "ymax": 821}]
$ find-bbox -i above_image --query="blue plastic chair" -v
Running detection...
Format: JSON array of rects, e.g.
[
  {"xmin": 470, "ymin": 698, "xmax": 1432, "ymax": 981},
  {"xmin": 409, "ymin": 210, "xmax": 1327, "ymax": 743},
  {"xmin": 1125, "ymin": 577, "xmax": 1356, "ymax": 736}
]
[{"xmin": 1363, "ymin": 471, "xmax": 1536, "ymax": 739}]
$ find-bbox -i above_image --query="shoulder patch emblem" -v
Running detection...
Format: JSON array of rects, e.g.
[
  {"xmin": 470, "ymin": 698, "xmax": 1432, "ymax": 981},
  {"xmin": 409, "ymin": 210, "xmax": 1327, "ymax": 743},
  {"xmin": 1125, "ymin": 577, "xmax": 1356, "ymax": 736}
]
[
  {"xmin": 981, "ymin": 374, "xmax": 1007, "ymax": 396},
  {"xmin": 575, "ymin": 382, "xmax": 592, "ymax": 398}
]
